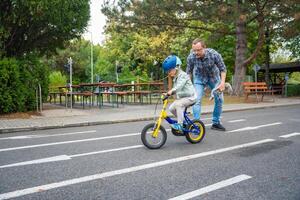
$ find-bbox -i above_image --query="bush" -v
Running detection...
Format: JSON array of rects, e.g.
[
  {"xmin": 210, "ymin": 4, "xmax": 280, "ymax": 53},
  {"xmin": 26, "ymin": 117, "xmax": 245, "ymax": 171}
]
[
  {"xmin": 287, "ymin": 84, "xmax": 300, "ymax": 97},
  {"xmin": 0, "ymin": 56, "xmax": 49, "ymax": 114},
  {"xmin": 49, "ymin": 71, "xmax": 67, "ymax": 92},
  {"xmin": 0, "ymin": 58, "xmax": 23, "ymax": 113}
]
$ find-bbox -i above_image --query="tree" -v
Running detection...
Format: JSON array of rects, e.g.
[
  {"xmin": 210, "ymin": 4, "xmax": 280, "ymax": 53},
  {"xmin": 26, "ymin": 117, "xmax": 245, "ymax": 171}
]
[
  {"xmin": 0, "ymin": 0, "xmax": 90, "ymax": 58},
  {"xmin": 45, "ymin": 39, "xmax": 100, "ymax": 84},
  {"xmin": 49, "ymin": 71, "xmax": 67, "ymax": 89},
  {"xmin": 97, "ymin": 26, "xmax": 174, "ymax": 82},
  {"xmin": 102, "ymin": 0, "xmax": 300, "ymax": 95},
  {"xmin": 286, "ymin": 36, "xmax": 300, "ymax": 59}
]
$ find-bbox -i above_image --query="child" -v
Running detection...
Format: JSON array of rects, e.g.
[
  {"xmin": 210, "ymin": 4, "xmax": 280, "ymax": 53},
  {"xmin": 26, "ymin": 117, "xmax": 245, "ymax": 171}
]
[{"xmin": 162, "ymin": 55, "xmax": 196, "ymax": 131}]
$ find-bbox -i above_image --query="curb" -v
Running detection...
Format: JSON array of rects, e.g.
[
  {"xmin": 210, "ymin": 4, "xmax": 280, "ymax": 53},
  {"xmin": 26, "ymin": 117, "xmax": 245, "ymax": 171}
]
[{"xmin": 1, "ymin": 103, "xmax": 300, "ymax": 134}]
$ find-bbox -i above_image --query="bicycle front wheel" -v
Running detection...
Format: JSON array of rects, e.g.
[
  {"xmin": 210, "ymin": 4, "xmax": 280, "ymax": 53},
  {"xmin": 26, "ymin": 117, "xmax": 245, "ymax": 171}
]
[
  {"xmin": 185, "ymin": 120, "xmax": 205, "ymax": 144},
  {"xmin": 141, "ymin": 123, "xmax": 167, "ymax": 149}
]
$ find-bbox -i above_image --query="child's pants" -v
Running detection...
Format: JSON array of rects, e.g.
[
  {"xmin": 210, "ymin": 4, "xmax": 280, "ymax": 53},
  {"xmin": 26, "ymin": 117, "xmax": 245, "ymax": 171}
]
[{"xmin": 169, "ymin": 96, "xmax": 196, "ymax": 124}]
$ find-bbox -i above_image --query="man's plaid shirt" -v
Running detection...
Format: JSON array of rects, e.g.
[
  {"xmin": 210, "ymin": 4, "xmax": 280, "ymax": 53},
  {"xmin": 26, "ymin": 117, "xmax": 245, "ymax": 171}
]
[{"xmin": 186, "ymin": 48, "xmax": 226, "ymax": 85}]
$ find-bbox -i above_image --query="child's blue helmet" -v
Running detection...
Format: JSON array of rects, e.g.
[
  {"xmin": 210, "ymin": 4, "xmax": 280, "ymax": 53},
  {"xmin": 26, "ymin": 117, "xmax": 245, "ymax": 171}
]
[{"xmin": 162, "ymin": 55, "xmax": 182, "ymax": 72}]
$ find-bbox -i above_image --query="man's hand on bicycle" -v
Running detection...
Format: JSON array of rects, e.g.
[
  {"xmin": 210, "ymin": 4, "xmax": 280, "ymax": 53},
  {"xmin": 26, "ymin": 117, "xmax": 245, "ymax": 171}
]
[
  {"xmin": 209, "ymin": 84, "xmax": 223, "ymax": 101},
  {"xmin": 216, "ymin": 81, "xmax": 225, "ymax": 92}
]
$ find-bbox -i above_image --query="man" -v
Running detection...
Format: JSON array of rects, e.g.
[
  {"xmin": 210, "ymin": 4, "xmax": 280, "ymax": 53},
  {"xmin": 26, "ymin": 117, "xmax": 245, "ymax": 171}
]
[{"xmin": 186, "ymin": 38, "xmax": 226, "ymax": 131}]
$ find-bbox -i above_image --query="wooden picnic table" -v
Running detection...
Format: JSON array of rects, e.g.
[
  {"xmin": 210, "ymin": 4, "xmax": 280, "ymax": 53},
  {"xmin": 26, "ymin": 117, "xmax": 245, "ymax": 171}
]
[
  {"xmin": 49, "ymin": 81, "xmax": 166, "ymax": 107},
  {"xmin": 113, "ymin": 82, "xmax": 165, "ymax": 104},
  {"xmin": 79, "ymin": 82, "xmax": 116, "ymax": 87}
]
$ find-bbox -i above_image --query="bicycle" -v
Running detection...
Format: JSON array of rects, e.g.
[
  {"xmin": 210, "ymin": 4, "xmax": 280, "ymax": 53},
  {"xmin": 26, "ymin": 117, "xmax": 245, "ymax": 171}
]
[{"xmin": 141, "ymin": 94, "xmax": 206, "ymax": 149}]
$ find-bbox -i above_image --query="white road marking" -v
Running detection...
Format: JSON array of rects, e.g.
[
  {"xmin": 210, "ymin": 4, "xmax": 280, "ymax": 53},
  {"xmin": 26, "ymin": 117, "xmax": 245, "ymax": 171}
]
[
  {"xmin": 168, "ymin": 174, "xmax": 252, "ymax": 200},
  {"xmin": 0, "ymin": 117, "xmax": 237, "ymax": 141},
  {"xmin": 185, "ymin": 117, "xmax": 220, "ymax": 120},
  {"xmin": 70, "ymin": 145, "xmax": 143, "ymax": 158},
  {"xmin": 228, "ymin": 119, "xmax": 246, "ymax": 123},
  {"xmin": 200, "ymin": 117, "xmax": 221, "ymax": 120},
  {"xmin": 0, "ymin": 130, "xmax": 97, "ymax": 140},
  {"xmin": 0, "ymin": 145, "xmax": 144, "ymax": 169},
  {"xmin": 0, "ymin": 133, "xmax": 140, "ymax": 152},
  {"xmin": 279, "ymin": 132, "xmax": 300, "ymax": 138},
  {"xmin": 227, "ymin": 122, "xmax": 282, "ymax": 133},
  {"xmin": 0, "ymin": 136, "xmax": 33, "ymax": 140},
  {"xmin": 0, "ymin": 119, "xmax": 257, "ymax": 152},
  {"xmin": 0, "ymin": 155, "xmax": 71, "ymax": 169},
  {"xmin": 0, "ymin": 139, "xmax": 274, "ymax": 200}
]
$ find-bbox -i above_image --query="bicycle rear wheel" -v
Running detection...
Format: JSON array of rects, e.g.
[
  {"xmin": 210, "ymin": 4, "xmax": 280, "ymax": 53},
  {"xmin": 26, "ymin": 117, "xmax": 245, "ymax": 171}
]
[
  {"xmin": 141, "ymin": 123, "xmax": 167, "ymax": 149},
  {"xmin": 185, "ymin": 120, "xmax": 205, "ymax": 144}
]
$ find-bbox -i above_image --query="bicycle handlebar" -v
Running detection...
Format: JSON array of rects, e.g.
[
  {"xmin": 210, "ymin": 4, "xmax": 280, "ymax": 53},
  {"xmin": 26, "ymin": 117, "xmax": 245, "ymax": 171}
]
[{"xmin": 161, "ymin": 94, "xmax": 170, "ymax": 101}]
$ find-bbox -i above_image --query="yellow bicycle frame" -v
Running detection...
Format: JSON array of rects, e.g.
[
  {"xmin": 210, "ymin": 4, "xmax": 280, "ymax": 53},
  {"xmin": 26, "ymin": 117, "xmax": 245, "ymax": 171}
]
[{"xmin": 152, "ymin": 97, "xmax": 168, "ymax": 138}]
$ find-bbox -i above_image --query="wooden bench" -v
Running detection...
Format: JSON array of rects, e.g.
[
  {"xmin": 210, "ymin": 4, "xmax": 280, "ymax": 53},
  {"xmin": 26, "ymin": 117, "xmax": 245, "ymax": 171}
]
[{"xmin": 242, "ymin": 82, "xmax": 275, "ymax": 102}]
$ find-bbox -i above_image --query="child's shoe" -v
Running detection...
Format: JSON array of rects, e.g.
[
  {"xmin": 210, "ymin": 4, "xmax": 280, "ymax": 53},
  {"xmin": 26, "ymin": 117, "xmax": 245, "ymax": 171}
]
[{"xmin": 171, "ymin": 123, "xmax": 183, "ymax": 132}]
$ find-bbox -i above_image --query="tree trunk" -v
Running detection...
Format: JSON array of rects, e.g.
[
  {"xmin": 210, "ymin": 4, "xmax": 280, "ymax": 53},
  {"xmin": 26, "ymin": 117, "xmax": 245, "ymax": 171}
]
[
  {"xmin": 232, "ymin": 8, "xmax": 247, "ymax": 96},
  {"xmin": 232, "ymin": 0, "xmax": 266, "ymax": 95},
  {"xmin": 265, "ymin": 26, "xmax": 270, "ymax": 86}
]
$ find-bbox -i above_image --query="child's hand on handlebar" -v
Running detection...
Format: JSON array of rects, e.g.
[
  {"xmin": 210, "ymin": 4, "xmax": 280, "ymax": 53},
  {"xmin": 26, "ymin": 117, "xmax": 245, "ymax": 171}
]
[
  {"xmin": 161, "ymin": 93, "xmax": 169, "ymax": 101},
  {"xmin": 162, "ymin": 90, "xmax": 174, "ymax": 100},
  {"xmin": 162, "ymin": 90, "xmax": 172, "ymax": 97},
  {"xmin": 166, "ymin": 90, "xmax": 173, "ymax": 96}
]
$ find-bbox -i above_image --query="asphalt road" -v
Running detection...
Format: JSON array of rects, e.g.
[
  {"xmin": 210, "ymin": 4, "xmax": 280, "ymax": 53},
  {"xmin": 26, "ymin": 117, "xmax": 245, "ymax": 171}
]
[{"xmin": 0, "ymin": 105, "xmax": 299, "ymax": 200}]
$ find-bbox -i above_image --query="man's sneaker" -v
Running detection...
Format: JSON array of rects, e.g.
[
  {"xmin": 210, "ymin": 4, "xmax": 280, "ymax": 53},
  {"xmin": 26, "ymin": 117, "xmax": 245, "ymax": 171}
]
[
  {"xmin": 211, "ymin": 123, "xmax": 226, "ymax": 131},
  {"xmin": 171, "ymin": 123, "xmax": 183, "ymax": 132}
]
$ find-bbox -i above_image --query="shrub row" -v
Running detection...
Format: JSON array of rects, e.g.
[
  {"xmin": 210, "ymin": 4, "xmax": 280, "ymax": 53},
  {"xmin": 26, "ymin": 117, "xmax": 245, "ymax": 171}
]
[
  {"xmin": 287, "ymin": 84, "xmax": 300, "ymax": 97},
  {"xmin": 0, "ymin": 56, "xmax": 49, "ymax": 114}
]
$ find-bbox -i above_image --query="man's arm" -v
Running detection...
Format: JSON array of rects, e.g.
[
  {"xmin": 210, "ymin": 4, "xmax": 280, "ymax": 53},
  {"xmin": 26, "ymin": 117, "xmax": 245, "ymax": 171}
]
[
  {"xmin": 218, "ymin": 71, "xmax": 226, "ymax": 91},
  {"xmin": 214, "ymin": 52, "xmax": 226, "ymax": 91},
  {"xmin": 186, "ymin": 54, "xmax": 194, "ymax": 82},
  {"xmin": 189, "ymin": 74, "xmax": 193, "ymax": 81}
]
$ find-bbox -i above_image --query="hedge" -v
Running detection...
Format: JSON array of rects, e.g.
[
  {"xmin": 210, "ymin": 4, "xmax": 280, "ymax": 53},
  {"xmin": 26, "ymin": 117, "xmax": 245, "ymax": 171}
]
[
  {"xmin": 0, "ymin": 56, "xmax": 49, "ymax": 114},
  {"xmin": 287, "ymin": 84, "xmax": 300, "ymax": 97}
]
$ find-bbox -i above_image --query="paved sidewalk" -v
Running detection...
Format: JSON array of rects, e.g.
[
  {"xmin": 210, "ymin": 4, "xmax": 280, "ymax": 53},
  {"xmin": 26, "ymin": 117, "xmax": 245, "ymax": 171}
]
[{"xmin": 1, "ymin": 97, "xmax": 300, "ymax": 133}]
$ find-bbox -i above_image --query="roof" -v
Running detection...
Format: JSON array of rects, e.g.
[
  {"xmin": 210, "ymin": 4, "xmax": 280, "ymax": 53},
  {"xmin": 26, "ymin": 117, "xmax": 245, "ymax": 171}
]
[{"xmin": 260, "ymin": 61, "xmax": 300, "ymax": 73}]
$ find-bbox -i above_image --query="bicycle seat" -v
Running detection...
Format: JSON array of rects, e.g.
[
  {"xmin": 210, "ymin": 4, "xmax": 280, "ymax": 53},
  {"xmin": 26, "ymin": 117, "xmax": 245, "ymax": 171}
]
[
  {"xmin": 186, "ymin": 101, "xmax": 196, "ymax": 107},
  {"xmin": 184, "ymin": 102, "xmax": 195, "ymax": 113}
]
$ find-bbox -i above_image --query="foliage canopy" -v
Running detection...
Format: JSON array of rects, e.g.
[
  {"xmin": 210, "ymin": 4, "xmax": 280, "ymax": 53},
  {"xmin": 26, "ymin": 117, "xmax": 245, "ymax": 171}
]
[
  {"xmin": 0, "ymin": 0, "xmax": 90, "ymax": 58},
  {"xmin": 102, "ymin": 0, "xmax": 300, "ymax": 93}
]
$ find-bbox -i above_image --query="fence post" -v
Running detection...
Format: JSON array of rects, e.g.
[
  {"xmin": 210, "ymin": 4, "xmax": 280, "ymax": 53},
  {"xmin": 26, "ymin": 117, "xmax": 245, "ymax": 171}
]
[
  {"xmin": 36, "ymin": 87, "xmax": 39, "ymax": 112},
  {"xmin": 67, "ymin": 57, "xmax": 73, "ymax": 111},
  {"xmin": 39, "ymin": 83, "xmax": 42, "ymax": 112},
  {"xmin": 285, "ymin": 73, "xmax": 289, "ymax": 97},
  {"xmin": 36, "ymin": 84, "xmax": 43, "ymax": 113}
]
